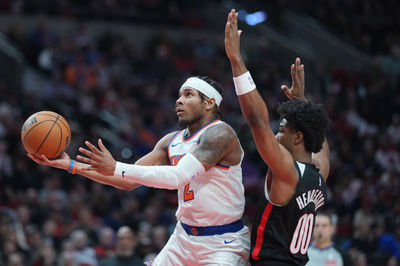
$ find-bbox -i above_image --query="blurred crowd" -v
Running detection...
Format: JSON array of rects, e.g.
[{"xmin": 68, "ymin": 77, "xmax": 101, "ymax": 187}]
[
  {"xmin": 0, "ymin": 0, "xmax": 213, "ymax": 28},
  {"xmin": 291, "ymin": 0, "xmax": 400, "ymax": 57},
  {"xmin": 1, "ymin": 0, "xmax": 400, "ymax": 57},
  {"xmin": 0, "ymin": 3, "xmax": 399, "ymax": 266}
]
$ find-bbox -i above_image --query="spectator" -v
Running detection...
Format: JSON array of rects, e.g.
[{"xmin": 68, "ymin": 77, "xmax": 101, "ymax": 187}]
[
  {"xmin": 31, "ymin": 240, "xmax": 57, "ymax": 266},
  {"xmin": 99, "ymin": 226, "xmax": 142, "ymax": 266},
  {"xmin": 58, "ymin": 240, "xmax": 76, "ymax": 266},
  {"xmin": 371, "ymin": 222, "xmax": 400, "ymax": 263},
  {"xmin": 6, "ymin": 252, "xmax": 25, "ymax": 266},
  {"xmin": 58, "ymin": 250, "xmax": 77, "ymax": 266},
  {"xmin": 70, "ymin": 230, "xmax": 97, "ymax": 266},
  {"xmin": 387, "ymin": 114, "xmax": 400, "ymax": 144},
  {"xmin": 94, "ymin": 227, "xmax": 115, "ymax": 260}
]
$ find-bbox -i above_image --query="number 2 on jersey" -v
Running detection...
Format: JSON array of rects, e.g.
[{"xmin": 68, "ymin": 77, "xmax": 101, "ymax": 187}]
[{"xmin": 184, "ymin": 183, "xmax": 194, "ymax": 201}]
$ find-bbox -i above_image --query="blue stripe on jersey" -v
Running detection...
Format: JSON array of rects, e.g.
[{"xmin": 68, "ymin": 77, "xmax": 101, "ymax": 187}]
[
  {"xmin": 183, "ymin": 119, "xmax": 220, "ymax": 141},
  {"xmin": 216, "ymin": 163, "xmax": 230, "ymax": 169},
  {"xmin": 167, "ymin": 131, "xmax": 181, "ymax": 159}
]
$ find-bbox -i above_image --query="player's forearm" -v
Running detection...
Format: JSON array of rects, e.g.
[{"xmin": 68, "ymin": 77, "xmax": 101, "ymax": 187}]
[
  {"xmin": 229, "ymin": 55, "xmax": 248, "ymax": 77},
  {"xmin": 238, "ymin": 90, "xmax": 271, "ymax": 128},
  {"xmin": 229, "ymin": 54, "xmax": 271, "ymax": 128},
  {"xmin": 73, "ymin": 161, "xmax": 139, "ymax": 190},
  {"xmin": 232, "ymin": 66, "xmax": 278, "ymax": 165},
  {"xmin": 114, "ymin": 153, "xmax": 205, "ymax": 190},
  {"xmin": 80, "ymin": 172, "xmax": 136, "ymax": 190}
]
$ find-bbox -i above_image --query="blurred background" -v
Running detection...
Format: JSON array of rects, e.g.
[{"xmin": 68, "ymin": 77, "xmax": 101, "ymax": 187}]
[{"xmin": 0, "ymin": 0, "xmax": 399, "ymax": 265}]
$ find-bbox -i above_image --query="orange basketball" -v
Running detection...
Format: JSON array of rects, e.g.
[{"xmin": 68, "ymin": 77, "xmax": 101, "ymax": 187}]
[{"xmin": 21, "ymin": 111, "xmax": 71, "ymax": 159}]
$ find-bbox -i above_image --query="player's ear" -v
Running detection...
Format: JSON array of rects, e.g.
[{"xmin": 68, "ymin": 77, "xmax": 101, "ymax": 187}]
[
  {"xmin": 295, "ymin": 131, "xmax": 304, "ymax": 144},
  {"xmin": 205, "ymin": 98, "xmax": 216, "ymax": 110}
]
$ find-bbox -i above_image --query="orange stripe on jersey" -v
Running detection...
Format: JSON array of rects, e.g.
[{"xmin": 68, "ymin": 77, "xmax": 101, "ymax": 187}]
[
  {"xmin": 182, "ymin": 119, "xmax": 220, "ymax": 142},
  {"xmin": 252, "ymin": 202, "xmax": 273, "ymax": 261},
  {"xmin": 215, "ymin": 163, "xmax": 230, "ymax": 170}
]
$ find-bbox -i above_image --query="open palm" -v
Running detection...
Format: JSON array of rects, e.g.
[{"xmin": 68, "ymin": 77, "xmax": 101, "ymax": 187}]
[{"xmin": 281, "ymin": 57, "xmax": 306, "ymax": 101}]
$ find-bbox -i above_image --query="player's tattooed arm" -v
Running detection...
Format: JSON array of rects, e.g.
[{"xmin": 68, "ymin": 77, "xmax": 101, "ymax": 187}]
[{"xmin": 191, "ymin": 124, "xmax": 236, "ymax": 171}]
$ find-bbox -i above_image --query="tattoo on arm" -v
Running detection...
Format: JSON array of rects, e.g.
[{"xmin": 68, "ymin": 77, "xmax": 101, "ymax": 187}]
[{"xmin": 192, "ymin": 124, "xmax": 236, "ymax": 168}]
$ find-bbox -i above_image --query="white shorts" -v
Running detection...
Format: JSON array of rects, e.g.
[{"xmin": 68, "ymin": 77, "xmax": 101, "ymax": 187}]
[{"xmin": 152, "ymin": 221, "xmax": 250, "ymax": 266}]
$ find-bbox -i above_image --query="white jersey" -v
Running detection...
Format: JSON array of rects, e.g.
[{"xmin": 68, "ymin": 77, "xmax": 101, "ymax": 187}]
[{"xmin": 168, "ymin": 119, "xmax": 245, "ymax": 226}]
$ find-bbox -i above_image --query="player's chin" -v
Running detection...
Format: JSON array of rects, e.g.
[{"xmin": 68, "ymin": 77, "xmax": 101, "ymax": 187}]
[
  {"xmin": 177, "ymin": 118, "xmax": 189, "ymax": 130},
  {"xmin": 178, "ymin": 117, "xmax": 187, "ymax": 123}
]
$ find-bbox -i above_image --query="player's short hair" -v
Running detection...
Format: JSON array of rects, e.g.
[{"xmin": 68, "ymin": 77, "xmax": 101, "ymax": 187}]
[
  {"xmin": 278, "ymin": 100, "xmax": 330, "ymax": 153},
  {"xmin": 196, "ymin": 76, "xmax": 223, "ymax": 119}
]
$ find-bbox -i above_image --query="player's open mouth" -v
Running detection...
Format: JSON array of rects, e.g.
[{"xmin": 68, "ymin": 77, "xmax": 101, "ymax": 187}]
[{"xmin": 176, "ymin": 108, "xmax": 184, "ymax": 116}]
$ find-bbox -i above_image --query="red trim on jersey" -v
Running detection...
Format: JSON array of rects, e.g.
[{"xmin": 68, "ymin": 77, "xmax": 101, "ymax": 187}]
[{"xmin": 252, "ymin": 202, "xmax": 273, "ymax": 261}]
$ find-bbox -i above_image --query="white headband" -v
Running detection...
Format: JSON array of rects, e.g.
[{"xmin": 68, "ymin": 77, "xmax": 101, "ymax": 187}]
[{"xmin": 180, "ymin": 77, "xmax": 223, "ymax": 106}]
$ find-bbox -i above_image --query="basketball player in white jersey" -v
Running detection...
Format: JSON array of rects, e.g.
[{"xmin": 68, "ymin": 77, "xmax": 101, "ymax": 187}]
[{"xmin": 28, "ymin": 76, "xmax": 250, "ymax": 265}]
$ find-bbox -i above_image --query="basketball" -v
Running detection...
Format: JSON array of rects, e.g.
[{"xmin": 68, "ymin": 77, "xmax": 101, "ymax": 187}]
[{"xmin": 21, "ymin": 111, "xmax": 71, "ymax": 159}]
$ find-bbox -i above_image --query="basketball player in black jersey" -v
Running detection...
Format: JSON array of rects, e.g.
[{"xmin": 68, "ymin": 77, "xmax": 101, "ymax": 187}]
[{"xmin": 225, "ymin": 10, "xmax": 330, "ymax": 265}]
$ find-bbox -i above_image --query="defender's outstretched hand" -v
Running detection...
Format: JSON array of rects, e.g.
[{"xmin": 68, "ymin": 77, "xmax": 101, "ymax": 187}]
[
  {"xmin": 281, "ymin": 57, "xmax": 307, "ymax": 101},
  {"xmin": 77, "ymin": 139, "xmax": 116, "ymax": 176},
  {"xmin": 28, "ymin": 151, "xmax": 70, "ymax": 171},
  {"xmin": 225, "ymin": 9, "xmax": 249, "ymax": 77},
  {"xmin": 225, "ymin": 9, "xmax": 242, "ymax": 62}
]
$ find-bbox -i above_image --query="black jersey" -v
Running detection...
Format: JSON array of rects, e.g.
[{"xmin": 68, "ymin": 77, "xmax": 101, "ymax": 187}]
[{"xmin": 250, "ymin": 161, "xmax": 327, "ymax": 266}]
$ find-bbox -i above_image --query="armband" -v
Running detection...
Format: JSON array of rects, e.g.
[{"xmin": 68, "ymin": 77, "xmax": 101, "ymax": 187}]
[
  {"xmin": 68, "ymin": 160, "xmax": 76, "ymax": 174},
  {"xmin": 233, "ymin": 71, "xmax": 256, "ymax": 95}
]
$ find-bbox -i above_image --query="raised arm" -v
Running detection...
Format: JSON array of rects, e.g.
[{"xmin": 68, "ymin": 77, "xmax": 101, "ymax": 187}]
[{"xmin": 225, "ymin": 9, "xmax": 297, "ymax": 182}]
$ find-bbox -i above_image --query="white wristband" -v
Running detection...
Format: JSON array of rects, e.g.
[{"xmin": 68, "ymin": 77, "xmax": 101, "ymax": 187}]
[{"xmin": 233, "ymin": 71, "xmax": 256, "ymax": 95}]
